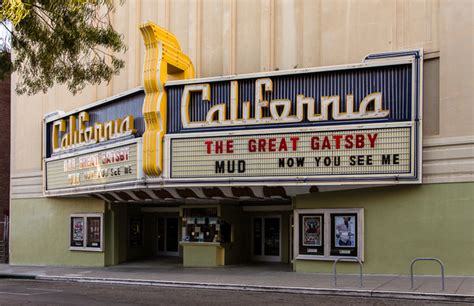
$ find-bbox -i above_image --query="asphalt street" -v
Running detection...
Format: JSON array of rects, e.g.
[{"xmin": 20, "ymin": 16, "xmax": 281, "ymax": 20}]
[{"xmin": 0, "ymin": 279, "xmax": 465, "ymax": 305}]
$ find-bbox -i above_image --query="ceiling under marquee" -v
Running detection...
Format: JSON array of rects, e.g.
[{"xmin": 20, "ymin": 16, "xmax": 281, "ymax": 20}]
[
  {"xmin": 88, "ymin": 186, "xmax": 308, "ymax": 204},
  {"xmin": 86, "ymin": 184, "xmax": 383, "ymax": 204}
]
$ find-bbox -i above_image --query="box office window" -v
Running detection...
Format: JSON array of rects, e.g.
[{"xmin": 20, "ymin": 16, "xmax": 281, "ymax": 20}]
[
  {"xmin": 182, "ymin": 207, "xmax": 231, "ymax": 243},
  {"xmin": 70, "ymin": 214, "xmax": 103, "ymax": 251},
  {"xmin": 294, "ymin": 209, "xmax": 363, "ymax": 261}
]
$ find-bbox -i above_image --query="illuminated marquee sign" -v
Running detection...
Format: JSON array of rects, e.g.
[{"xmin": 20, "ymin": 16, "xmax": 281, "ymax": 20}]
[
  {"xmin": 181, "ymin": 84, "xmax": 389, "ymax": 128},
  {"xmin": 165, "ymin": 50, "xmax": 423, "ymax": 184},
  {"xmin": 51, "ymin": 111, "xmax": 136, "ymax": 153},
  {"xmin": 170, "ymin": 126, "xmax": 411, "ymax": 179},
  {"xmin": 44, "ymin": 89, "xmax": 145, "ymax": 195},
  {"xmin": 44, "ymin": 89, "xmax": 145, "ymax": 158},
  {"xmin": 46, "ymin": 143, "xmax": 140, "ymax": 191}
]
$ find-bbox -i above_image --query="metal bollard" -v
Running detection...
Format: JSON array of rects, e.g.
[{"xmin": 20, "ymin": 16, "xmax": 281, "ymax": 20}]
[
  {"xmin": 333, "ymin": 257, "xmax": 363, "ymax": 287},
  {"xmin": 410, "ymin": 257, "xmax": 445, "ymax": 291}
]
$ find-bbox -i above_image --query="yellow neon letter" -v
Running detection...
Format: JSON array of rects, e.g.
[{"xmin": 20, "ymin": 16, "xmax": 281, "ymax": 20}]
[
  {"xmin": 140, "ymin": 22, "xmax": 195, "ymax": 176},
  {"xmin": 52, "ymin": 119, "xmax": 66, "ymax": 153}
]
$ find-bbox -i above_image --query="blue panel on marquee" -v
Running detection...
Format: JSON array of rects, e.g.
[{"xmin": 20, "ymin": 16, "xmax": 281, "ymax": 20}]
[
  {"xmin": 166, "ymin": 64, "xmax": 413, "ymax": 134},
  {"xmin": 45, "ymin": 90, "xmax": 145, "ymax": 158}
]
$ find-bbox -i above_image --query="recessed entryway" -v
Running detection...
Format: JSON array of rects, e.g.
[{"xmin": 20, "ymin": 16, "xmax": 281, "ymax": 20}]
[
  {"xmin": 252, "ymin": 216, "xmax": 281, "ymax": 262},
  {"xmin": 157, "ymin": 217, "xmax": 179, "ymax": 257}
]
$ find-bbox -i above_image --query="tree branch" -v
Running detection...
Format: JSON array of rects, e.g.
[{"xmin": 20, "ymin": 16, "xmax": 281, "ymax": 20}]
[{"xmin": 30, "ymin": 9, "xmax": 55, "ymax": 32}]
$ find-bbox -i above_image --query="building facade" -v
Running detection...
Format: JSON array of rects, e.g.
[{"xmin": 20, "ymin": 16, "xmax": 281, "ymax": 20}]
[
  {"xmin": 0, "ymin": 74, "xmax": 10, "ymax": 263},
  {"xmin": 9, "ymin": 0, "xmax": 474, "ymax": 275}
]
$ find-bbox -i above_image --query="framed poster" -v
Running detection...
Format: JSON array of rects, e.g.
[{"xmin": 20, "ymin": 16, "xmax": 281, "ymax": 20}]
[
  {"xmin": 70, "ymin": 217, "xmax": 85, "ymax": 247},
  {"xmin": 299, "ymin": 214, "xmax": 324, "ymax": 256},
  {"xmin": 330, "ymin": 213, "xmax": 358, "ymax": 257},
  {"xmin": 129, "ymin": 217, "xmax": 143, "ymax": 247},
  {"xmin": 86, "ymin": 217, "xmax": 102, "ymax": 248}
]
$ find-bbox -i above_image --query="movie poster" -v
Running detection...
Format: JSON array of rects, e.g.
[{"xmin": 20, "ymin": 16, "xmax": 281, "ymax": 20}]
[
  {"xmin": 302, "ymin": 216, "xmax": 322, "ymax": 246},
  {"xmin": 334, "ymin": 215, "xmax": 356, "ymax": 247},
  {"xmin": 299, "ymin": 214, "xmax": 324, "ymax": 256},
  {"xmin": 330, "ymin": 213, "xmax": 358, "ymax": 257},
  {"xmin": 86, "ymin": 217, "xmax": 101, "ymax": 248},
  {"xmin": 71, "ymin": 217, "xmax": 84, "ymax": 247}
]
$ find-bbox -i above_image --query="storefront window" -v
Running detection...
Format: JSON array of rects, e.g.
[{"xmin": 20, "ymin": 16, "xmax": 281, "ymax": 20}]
[
  {"xmin": 70, "ymin": 214, "xmax": 103, "ymax": 251},
  {"xmin": 182, "ymin": 208, "xmax": 230, "ymax": 243}
]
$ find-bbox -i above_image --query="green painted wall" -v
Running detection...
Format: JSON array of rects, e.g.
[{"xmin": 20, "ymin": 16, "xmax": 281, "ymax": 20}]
[
  {"xmin": 294, "ymin": 183, "xmax": 474, "ymax": 276},
  {"xmin": 10, "ymin": 197, "xmax": 107, "ymax": 267},
  {"xmin": 182, "ymin": 244, "xmax": 224, "ymax": 267},
  {"xmin": 105, "ymin": 203, "xmax": 129, "ymax": 266},
  {"xmin": 221, "ymin": 204, "xmax": 244, "ymax": 265},
  {"xmin": 115, "ymin": 204, "xmax": 128, "ymax": 264},
  {"xmin": 281, "ymin": 212, "xmax": 290, "ymax": 264},
  {"xmin": 104, "ymin": 207, "xmax": 116, "ymax": 266}
]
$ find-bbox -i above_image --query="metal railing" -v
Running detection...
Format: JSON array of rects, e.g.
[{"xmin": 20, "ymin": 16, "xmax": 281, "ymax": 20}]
[
  {"xmin": 333, "ymin": 257, "xmax": 363, "ymax": 287},
  {"xmin": 410, "ymin": 257, "xmax": 445, "ymax": 291}
]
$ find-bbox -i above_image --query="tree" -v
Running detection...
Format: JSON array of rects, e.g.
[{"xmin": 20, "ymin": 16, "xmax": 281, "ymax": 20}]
[{"xmin": 0, "ymin": 0, "xmax": 126, "ymax": 95}]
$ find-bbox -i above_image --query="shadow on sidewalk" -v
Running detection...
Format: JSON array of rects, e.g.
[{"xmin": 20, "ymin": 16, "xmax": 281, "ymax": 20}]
[{"xmin": 108, "ymin": 256, "xmax": 293, "ymax": 274}]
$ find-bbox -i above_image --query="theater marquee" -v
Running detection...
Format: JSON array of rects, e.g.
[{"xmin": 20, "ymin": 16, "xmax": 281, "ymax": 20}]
[
  {"xmin": 42, "ymin": 50, "xmax": 423, "ymax": 193},
  {"xmin": 46, "ymin": 143, "xmax": 140, "ymax": 191},
  {"xmin": 43, "ymin": 88, "xmax": 146, "ymax": 195},
  {"xmin": 164, "ymin": 50, "xmax": 423, "ymax": 185},
  {"xmin": 170, "ymin": 126, "xmax": 412, "ymax": 179}
]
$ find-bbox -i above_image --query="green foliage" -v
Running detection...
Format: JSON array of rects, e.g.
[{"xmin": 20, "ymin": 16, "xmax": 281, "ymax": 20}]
[
  {"xmin": 0, "ymin": 0, "xmax": 30, "ymax": 25},
  {"xmin": 0, "ymin": 0, "xmax": 126, "ymax": 95}
]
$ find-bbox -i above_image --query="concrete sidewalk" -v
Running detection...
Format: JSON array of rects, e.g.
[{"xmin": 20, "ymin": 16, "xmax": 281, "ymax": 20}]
[{"xmin": 0, "ymin": 260, "xmax": 472, "ymax": 303}]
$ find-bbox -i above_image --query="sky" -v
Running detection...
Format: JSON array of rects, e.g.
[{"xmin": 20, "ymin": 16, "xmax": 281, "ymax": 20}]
[{"xmin": 0, "ymin": 20, "xmax": 12, "ymax": 52}]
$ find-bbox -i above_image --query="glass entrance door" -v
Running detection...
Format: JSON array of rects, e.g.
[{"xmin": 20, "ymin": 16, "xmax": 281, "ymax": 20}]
[
  {"xmin": 157, "ymin": 217, "xmax": 179, "ymax": 256},
  {"xmin": 252, "ymin": 216, "xmax": 281, "ymax": 262},
  {"xmin": 166, "ymin": 217, "xmax": 178, "ymax": 254}
]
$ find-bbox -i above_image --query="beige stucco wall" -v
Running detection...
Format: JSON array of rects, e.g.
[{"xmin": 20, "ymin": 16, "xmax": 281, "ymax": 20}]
[{"xmin": 10, "ymin": 0, "xmax": 473, "ymax": 180}]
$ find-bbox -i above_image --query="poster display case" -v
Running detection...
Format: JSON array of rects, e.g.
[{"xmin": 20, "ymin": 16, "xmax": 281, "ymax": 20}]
[
  {"xmin": 69, "ymin": 214, "xmax": 103, "ymax": 251},
  {"xmin": 294, "ymin": 209, "xmax": 363, "ymax": 261}
]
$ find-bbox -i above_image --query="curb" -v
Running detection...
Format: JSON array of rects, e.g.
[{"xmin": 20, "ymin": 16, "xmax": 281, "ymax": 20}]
[
  {"xmin": 35, "ymin": 275, "xmax": 474, "ymax": 303},
  {"xmin": 0, "ymin": 273, "xmax": 37, "ymax": 280}
]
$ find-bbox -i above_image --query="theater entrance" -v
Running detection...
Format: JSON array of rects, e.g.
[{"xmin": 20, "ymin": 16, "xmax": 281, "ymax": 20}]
[
  {"xmin": 251, "ymin": 216, "xmax": 281, "ymax": 262},
  {"xmin": 156, "ymin": 217, "xmax": 179, "ymax": 257}
]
